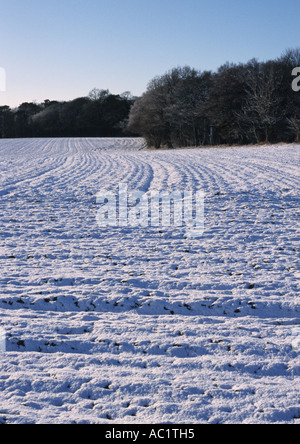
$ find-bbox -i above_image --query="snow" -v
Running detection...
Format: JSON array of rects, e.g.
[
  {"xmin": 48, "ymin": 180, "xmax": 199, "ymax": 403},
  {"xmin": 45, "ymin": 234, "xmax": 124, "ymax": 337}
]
[{"xmin": 0, "ymin": 137, "xmax": 299, "ymax": 424}]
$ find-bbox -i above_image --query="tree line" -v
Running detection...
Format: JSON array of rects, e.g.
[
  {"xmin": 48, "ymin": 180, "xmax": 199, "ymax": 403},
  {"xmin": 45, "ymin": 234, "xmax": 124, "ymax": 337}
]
[
  {"xmin": 128, "ymin": 49, "xmax": 300, "ymax": 147},
  {"xmin": 0, "ymin": 89, "xmax": 136, "ymax": 138},
  {"xmin": 1, "ymin": 49, "xmax": 300, "ymax": 146}
]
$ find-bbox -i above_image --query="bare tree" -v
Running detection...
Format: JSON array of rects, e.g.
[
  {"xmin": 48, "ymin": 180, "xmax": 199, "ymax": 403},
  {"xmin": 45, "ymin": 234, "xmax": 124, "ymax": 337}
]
[
  {"xmin": 237, "ymin": 62, "xmax": 283, "ymax": 143},
  {"xmin": 88, "ymin": 88, "xmax": 110, "ymax": 102},
  {"xmin": 128, "ymin": 67, "xmax": 212, "ymax": 148},
  {"xmin": 128, "ymin": 93, "xmax": 165, "ymax": 148},
  {"xmin": 287, "ymin": 117, "xmax": 300, "ymax": 143}
]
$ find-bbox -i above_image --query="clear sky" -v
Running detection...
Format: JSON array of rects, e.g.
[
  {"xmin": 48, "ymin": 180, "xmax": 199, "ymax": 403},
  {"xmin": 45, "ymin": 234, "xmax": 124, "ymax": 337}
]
[{"xmin": 1, "ymin": 0, "xmax": 300, "ymax": 107}]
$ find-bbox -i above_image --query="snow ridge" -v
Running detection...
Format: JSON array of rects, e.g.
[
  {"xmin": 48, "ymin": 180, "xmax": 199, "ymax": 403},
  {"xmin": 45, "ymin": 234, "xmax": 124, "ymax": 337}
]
[{"xmin": 0, "ymin": 138, "xmax": 299, "ymax": 424}]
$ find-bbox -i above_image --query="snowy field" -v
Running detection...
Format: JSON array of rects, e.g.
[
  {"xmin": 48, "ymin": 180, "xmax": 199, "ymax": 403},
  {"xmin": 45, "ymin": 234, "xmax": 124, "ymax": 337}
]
[{"xmin": 0, "ymin": 137, "xmax": 299, "ymax": 424}]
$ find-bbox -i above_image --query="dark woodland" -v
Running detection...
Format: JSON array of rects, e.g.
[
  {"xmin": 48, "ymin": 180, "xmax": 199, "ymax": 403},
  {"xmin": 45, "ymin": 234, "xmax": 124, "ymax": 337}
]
[{"xmin": 1, "ymin": 49, "xmax": 300, "ymax": 147}]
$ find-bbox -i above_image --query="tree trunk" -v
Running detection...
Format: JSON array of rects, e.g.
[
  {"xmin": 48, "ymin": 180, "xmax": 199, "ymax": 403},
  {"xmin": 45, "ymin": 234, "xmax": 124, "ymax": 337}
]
[{"xmin": 264, "ymin": 127, "xmax": 269, "ymax": 144}]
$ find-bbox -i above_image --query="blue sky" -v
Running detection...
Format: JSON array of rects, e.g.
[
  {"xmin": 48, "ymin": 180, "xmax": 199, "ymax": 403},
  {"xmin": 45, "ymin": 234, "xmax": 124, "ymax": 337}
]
[{"xmin": 1, "ymin": 0, "xmax": 300, "ymax": 107}]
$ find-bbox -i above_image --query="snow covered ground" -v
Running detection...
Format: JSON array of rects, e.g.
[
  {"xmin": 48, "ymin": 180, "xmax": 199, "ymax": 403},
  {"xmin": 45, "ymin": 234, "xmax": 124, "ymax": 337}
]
[{"xmin": 0, "ymin": 138, "xmax": 299, "ymax": 424}]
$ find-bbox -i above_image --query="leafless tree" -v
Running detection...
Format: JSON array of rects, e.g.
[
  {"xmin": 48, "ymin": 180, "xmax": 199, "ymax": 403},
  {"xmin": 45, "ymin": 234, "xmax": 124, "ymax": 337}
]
[
  {"xmin": 287, "ymin": 117, "xmax": 300, "ymax": 143},
  {"xmin": 128, "ymin": 67, "xmax": 212, "ymax": 148},
  {"xmin": 237, "ymin": 63, "xmax": 283, "ymax": 143},
  {"xmin": 88, "ymin": 88, "xmax": 110, "ymax": 102}
]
